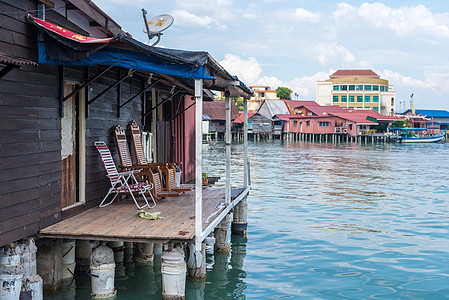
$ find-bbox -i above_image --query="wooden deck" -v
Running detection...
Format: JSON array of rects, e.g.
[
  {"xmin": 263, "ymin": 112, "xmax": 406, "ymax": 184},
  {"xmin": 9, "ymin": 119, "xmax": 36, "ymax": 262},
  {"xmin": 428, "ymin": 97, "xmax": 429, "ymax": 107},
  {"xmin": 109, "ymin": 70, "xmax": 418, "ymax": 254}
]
[{"xmin": 40, "ymin": 187, "xmax": 246, "ymax": 244}]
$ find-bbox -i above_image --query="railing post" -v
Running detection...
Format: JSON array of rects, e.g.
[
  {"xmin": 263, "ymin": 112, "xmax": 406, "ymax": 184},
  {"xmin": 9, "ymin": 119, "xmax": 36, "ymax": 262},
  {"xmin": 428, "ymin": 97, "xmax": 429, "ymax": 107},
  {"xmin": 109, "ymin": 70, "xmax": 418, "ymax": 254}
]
[
  {"xmin": 243, "ymin": 97, "xmax": 248, "ymax": 188},
  {"xmin": 195, "ymin": 79, "xmax": 203, "ymax": 252},
  {"xmin": 225, "ymin": 93, "xmax": 231, "ymax": 204}
]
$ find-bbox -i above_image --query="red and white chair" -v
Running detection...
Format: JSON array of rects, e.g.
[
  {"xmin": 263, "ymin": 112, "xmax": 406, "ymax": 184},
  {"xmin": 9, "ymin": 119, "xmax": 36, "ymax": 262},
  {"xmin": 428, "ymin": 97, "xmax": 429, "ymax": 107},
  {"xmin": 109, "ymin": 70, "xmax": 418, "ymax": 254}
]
[{"xmin": 95, "ymin": 141, "xmax": 156, "ymax": 209}]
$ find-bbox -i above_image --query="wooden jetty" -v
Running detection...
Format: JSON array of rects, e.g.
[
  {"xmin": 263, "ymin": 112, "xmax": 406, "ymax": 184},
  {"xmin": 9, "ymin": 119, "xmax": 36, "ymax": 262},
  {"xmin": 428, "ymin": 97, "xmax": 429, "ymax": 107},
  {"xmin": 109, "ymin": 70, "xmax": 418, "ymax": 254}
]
[{"xmin": 40, "ymin": 187, "xmax": 247, "ymax": 244}]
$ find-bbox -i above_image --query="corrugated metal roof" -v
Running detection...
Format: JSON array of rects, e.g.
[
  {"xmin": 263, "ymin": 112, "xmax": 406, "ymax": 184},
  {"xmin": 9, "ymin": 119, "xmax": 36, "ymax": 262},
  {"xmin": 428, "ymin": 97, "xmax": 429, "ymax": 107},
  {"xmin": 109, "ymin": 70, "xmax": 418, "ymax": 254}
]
[
  {"xmin": 330, "ymin": 70, "xmax": 379, "ymax": 78},
  {"xmin": 260, "ymin": 100, "xmax": 289, "ymax": 117},
  {"xmin": 0, "ymin": 52, "xmax": 37, "ymax": 66}
]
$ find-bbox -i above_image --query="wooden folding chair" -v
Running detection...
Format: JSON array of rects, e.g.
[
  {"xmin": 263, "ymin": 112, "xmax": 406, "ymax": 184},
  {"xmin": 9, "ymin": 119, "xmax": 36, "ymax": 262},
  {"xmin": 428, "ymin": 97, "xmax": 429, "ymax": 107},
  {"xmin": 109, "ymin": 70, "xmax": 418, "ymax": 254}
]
[
  {"xmin": 128, "ymin": 120, "xmax": 193, "ymax": 192},
  {"xmin": 113, "ymin": 125, "xmax": 183, "ymax": 201},
  {"xmin": 94, "ymin": 141, "xmax": 156, "ymax": 209}
]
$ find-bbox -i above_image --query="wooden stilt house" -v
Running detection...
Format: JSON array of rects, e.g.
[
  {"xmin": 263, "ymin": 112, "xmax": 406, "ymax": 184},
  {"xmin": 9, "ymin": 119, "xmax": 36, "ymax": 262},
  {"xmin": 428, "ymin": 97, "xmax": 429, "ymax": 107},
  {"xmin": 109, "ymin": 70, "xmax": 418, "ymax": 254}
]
[{"xmin": 0, "ymin": 0, "xmax": 253, "ymax": 248}]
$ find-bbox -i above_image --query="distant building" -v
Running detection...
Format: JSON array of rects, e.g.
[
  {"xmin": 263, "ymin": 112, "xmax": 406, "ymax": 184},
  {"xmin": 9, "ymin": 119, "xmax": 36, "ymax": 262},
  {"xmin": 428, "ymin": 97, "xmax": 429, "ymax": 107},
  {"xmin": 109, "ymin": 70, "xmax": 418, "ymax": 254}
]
[
  {"xmin": 203, "ymin": 100, "xmax": 239, "ymax": 138},
  {"xmin": 402, "ymin": 109, "xmax": 449, "ymax": 130},
  {"xmin": 316, "ymin": 70, "xmax": 396, "ymax": 116},
  {"xmin": 248, "ymin": 86, "xmax": 280, "ymax": 111},
  {"xmin": 275, "ymin": 100, "xmax": 401, "ymax": 137},
  {"xmin": 257, "ymin": 99, "xmax": 289, "ymax": 120}
]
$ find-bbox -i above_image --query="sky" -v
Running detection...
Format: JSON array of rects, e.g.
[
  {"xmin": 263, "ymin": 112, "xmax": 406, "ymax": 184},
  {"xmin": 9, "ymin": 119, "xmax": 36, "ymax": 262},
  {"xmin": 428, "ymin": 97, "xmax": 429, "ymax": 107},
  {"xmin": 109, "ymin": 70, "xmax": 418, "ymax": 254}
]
[{"xmin": 92, "ymin": 0, "xmax": 449, "ymax": 111}]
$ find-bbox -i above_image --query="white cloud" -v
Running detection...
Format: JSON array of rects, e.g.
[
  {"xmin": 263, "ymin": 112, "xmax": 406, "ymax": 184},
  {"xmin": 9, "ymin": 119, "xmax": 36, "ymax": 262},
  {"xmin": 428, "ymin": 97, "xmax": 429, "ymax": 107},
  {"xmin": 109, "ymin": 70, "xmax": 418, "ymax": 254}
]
[
  {"xmin": 172, "ymin": 0, "xmax": 235, "ymax": 29},
  {"xmin": 292, "ymin": 8, "xmax": 320, "ymax": 23},
  {"xmin": 219, "ymin": 54, "xmax": 263, "ymax": 84},
  {"xmin": 334, "ymin": 2, "xmax": 449, "ymax": 39},
  {"xmin": 314, "ymin": 42, "xmax": 356, "ymax": 66},
  {"xmin": 171, "ymin": 9, "xmax": 213, "ymax": 27}
]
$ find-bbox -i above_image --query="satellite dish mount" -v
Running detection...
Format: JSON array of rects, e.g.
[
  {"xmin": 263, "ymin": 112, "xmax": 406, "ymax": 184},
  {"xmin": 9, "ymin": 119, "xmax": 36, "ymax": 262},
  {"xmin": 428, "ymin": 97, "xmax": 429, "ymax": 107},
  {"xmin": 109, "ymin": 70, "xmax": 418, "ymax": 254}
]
[{"xmin": 142, "ymin": 9, "xmax": 174, "ymax": 46}]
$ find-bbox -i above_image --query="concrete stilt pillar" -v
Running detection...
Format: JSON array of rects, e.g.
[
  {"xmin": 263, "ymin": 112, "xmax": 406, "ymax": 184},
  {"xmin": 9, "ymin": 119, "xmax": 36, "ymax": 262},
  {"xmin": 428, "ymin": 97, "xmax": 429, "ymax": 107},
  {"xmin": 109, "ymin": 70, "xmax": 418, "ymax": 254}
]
[
  {"xmin": 154, "ymin": 243, "xmax": 163, "ymax": 256},
  {"xmin": 135, "ymin": 243, "xmax": 154, "ymax": 264},
  {"xmin": 215, "ymin": 215, "xmax": 231, "ymax": 253},
  {"xmin": 187, "ymin": 243, "xmax": 206, "ymax": 280},
  {"xmin": 1, "ymin": 238, "xmax": 42, "ymax": 300},
  {"xmin": 123, "ymin": 242, "xmax": 135, "ymax": 278},
  {"xmin": 90, "ymin": 244, "xmax": 116, "ymax": 298},
  {"xmin": 20, "ymin": 238, "xmax": 43, "ymax": 300},
  {"xmin": 232, "ymin": 196, "xmax": 248, "ymax": 237},
  {"xmin": 62, "ymin": 239, "xmax": 76, "ymax": 280},
  {"xmin": 161, "ymin": 244, "xmax": 186, "ymax": 300},
  {"xmin": 108, "ymin": 241, "xmax": 126, "ymax": 281},
  {"xmin": 124, "ymin": 242, "xmax": 134, "ymax": 264},
  {"xmin": 36, "ymin": 239, "xmax": 63, "ymax": 291},
  {"xmin": 75, "ymin": 240, "xmax": 98, "ymax": 273}
]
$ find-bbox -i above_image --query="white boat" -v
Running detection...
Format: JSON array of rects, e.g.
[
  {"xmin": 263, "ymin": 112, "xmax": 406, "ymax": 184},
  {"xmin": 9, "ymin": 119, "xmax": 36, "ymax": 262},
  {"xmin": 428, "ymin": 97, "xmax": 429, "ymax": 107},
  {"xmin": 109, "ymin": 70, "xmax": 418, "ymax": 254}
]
[{"xmin": 388, "ymin": 128, "xmax": 446, "ymax": 143}]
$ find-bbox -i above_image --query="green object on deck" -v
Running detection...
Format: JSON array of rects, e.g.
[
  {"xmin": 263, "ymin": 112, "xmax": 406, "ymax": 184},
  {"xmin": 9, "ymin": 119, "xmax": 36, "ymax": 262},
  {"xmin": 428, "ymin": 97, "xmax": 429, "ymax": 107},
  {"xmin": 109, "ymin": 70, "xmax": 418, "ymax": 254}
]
[{"xmin": 138, "ymin": 210, "xmax": 164, "ymax": 220}]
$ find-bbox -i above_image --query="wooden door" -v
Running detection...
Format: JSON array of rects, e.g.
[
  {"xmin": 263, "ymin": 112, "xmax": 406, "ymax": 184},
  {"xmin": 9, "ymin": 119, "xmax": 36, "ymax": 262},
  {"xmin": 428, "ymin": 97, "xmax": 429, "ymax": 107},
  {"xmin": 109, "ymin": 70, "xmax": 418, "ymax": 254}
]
[
  {"xmin": 61, "ymin": 83, "xmax": 86, "ymax": 208},
  {"xmin": 61, "ymin": 83, "xmax": 77, "ymax": 208}
]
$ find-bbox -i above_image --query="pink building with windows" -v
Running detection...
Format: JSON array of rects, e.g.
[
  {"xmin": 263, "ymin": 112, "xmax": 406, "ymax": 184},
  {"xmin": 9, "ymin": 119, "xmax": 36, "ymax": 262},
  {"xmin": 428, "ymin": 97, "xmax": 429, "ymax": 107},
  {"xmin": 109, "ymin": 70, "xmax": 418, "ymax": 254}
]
[{"xmin": 275, "ymin": 100, "xmax": 402, "ymax": 137}]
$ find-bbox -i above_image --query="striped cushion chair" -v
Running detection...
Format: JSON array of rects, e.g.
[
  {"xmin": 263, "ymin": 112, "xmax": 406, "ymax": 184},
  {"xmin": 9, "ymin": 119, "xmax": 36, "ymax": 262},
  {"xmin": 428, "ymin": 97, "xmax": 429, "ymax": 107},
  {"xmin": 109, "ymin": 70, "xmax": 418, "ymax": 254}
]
[{"xmin": 94, "ymin": 141, "xmax": 156, "ymax": 209}]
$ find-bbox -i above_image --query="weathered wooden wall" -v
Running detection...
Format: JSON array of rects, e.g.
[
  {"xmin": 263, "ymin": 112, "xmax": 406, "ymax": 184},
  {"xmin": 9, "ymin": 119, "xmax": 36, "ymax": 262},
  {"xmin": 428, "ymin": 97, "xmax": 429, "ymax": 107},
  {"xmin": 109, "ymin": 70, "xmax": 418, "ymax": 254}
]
[
  {"xmin": 0, "ymin": 0, "xmax": 61, "ymax": 246},
  {"xmin": 0, "ymin": 0, "xmax": 143, "ymax": 246},
  {"xmin": 250, "ymin": 114, "xmax": 272, "ymax": 134}
]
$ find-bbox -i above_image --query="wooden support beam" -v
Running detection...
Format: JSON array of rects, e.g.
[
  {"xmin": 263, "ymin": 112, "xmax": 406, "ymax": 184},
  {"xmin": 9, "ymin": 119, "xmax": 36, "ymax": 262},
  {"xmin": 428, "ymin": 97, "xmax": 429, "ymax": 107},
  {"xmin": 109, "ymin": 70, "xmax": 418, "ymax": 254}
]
[
  {"xmin": 63, "ymin": 66, "xmax": 113, "ymax": 102},
  {"xmin": 143, "ymin": 90, "xmax": 181, "ymax": 117},
  {"xmin": 88, "ymin": 69, "xmax": 135, "ymax": 105},
  {"xmin": 0, "ymin": 64, "xmax": 16, "ymax": 79},
  {"xmin": 119, "ymin": 79, "xmax": 161, "ymax": 110}
]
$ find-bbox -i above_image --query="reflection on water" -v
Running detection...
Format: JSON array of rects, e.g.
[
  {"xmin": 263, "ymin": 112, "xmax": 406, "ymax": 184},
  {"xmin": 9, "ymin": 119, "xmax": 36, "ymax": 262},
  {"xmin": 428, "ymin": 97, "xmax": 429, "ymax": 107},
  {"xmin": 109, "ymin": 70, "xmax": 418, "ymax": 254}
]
[
  {"xmin": 205, "ymin": 140, "xmax": 449, "ymax": 299},
  {"xmin": 49, "ymin": 140, "xmax": 449, "ymax": 299}
]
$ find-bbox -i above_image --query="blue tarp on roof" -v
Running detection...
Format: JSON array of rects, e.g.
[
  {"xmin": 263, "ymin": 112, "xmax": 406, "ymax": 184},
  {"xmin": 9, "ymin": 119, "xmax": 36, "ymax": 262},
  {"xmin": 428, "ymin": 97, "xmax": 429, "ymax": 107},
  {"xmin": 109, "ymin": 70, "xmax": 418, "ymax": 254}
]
[
  {"xmin": 31, "ymin": 16, "xmax": 214, "ymax": 80},
  {"xmin": 403, "ymin": 109, "xmax": 449, "ymax": 118},
  {"xmin": 38, "ymin": 42, "xmax": 212, "ymax": 80},
  {"xmin": 28, "ymin": 16, "xmax": 253, "ymax": 97}
]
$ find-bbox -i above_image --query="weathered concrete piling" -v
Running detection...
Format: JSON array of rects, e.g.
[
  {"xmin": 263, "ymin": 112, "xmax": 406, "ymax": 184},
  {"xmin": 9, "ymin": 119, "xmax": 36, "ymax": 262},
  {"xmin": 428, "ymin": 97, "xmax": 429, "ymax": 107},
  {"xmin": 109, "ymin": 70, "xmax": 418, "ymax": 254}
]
[
  {"xmin": 232, "ymin": 196, "xmax": 248, "ymax": 236},
  {"xmin": 90, "ymin": 244, "xmax": 116, "ymax": 298},
  {"xmin": 161, "ymin": 244, "xmax": 186, "ymax": 300},
  {"xmin": 0, "ymin": 243, "xmax": 23, "ymax": 300},
  {"xmin": 0, "ymin": 238, "xmax": 42, "ymax": 300},
  {"xmin": 108, "ymin": 241, "xmax": 126, "ymax": 281},
  {"xmin": 214, "ymin": 215, "xmax": 231, "ymax": 253},
  {"xmin": 62, "ymin": 239, "xmax": 76, "ymax": 279},
  {"xmin": 135, "ymin": 243, "xmax": 154, "ymax": 264},
  {"xmin": 36, "ymin": 239, "xmax": 63, "ymax": 291},
  {"xmin": 75, "ymin": 240, "xmax": 98, "ymax": 273}
]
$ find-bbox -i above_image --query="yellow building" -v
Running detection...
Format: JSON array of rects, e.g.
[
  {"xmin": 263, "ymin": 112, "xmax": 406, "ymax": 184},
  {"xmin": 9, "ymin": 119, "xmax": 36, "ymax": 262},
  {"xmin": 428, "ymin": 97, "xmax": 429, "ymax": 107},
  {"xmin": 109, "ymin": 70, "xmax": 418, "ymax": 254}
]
[
  {"xmin": 248, "ymin": 86, "xmax": 279, "ymax": 111},
  {"xmin": 316, "ymin": 70, "xmax": 396, "ymax": 115}
]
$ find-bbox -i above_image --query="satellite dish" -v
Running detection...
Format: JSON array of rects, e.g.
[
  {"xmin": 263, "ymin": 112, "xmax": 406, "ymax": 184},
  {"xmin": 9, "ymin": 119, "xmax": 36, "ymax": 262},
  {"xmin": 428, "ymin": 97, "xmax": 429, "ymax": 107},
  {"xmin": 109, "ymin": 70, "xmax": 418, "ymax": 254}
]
[{"xmin": 142, "ymin": 9, "xmax": 174, "ymax": 46}]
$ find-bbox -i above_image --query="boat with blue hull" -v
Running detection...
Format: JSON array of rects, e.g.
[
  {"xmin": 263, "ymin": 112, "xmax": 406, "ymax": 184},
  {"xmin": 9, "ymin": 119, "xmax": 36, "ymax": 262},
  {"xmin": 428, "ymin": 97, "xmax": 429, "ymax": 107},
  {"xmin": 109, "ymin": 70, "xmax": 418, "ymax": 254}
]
[{"xmin": 388, "ymin": 128, "xmax": 447, "ymax": 143}]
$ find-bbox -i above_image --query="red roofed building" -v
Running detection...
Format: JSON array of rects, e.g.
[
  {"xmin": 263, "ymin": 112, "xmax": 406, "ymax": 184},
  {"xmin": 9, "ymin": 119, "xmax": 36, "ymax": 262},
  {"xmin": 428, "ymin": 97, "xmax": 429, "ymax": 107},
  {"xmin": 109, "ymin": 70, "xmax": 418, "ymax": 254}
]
[
  {"xmin": 317, "ymin": 69, "xmax": 396, "ymax": 116},
  {"xmin": 203, "ymin": 100, "xmax": 239, "ymax": 138},
  {"xmin": 330, "ymin": 70, "xmax": 380, "ymax": 79},
  {"xmin": 274, "ymin": 102, "xmax": 403, "ymax": 137}
]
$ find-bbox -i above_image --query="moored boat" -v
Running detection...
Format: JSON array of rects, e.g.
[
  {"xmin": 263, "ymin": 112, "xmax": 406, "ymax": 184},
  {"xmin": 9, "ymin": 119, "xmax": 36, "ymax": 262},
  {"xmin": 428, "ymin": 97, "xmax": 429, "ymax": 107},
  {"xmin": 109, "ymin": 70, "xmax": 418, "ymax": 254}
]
[{"xmin": 387, "ymin": 128, "xmax": 446, "ymax": 143}]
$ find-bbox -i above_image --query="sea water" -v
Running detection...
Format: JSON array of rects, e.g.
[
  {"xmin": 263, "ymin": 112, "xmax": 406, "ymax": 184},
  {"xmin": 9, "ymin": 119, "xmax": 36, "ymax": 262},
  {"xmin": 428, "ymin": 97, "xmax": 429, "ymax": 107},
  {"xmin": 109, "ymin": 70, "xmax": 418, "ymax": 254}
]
[{"xmin": 48, "ymin": 140, "xmax": 449, "ymax": 299}]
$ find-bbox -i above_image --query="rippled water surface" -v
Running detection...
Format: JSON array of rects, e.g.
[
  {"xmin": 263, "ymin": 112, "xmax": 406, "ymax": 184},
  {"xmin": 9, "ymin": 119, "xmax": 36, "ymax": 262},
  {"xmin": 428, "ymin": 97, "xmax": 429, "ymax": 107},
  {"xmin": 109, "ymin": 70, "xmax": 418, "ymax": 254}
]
[{"xmin": 51, "ymin": 140, "xmax": 449, "ymax": 299}]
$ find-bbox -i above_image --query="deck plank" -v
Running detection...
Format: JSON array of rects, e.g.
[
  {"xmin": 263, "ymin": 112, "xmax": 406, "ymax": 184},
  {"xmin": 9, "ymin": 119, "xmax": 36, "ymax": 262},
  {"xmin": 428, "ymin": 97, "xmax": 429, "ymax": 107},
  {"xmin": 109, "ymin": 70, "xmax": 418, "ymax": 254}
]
[{"xmin": 40, "ymin": 187, "xmax": 247, "ymax": 243}]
